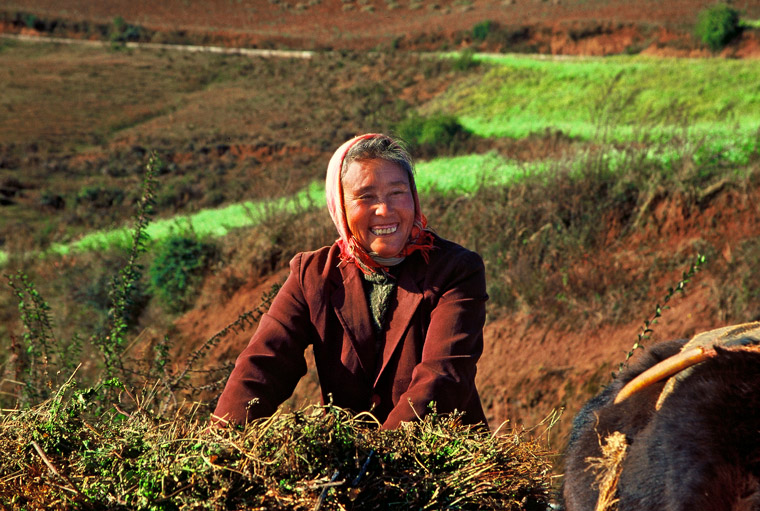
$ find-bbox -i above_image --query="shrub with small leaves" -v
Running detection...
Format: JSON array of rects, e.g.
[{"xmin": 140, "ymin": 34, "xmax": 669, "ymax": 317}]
[
  {"xmin": 75, "ymin": 186, "xmax": 125, "ymax": 209},
  {"xmin": 472, "ymin": 20, "xmax": 495, "ymax": 41},
  {"xmin": 452, "ymin": 48, "xmax": 479, "ymax": 71},
  {"xmin": 395, "ymin": 113, "xmax": 472, "ymax": 156},
  {"xmin": 148, "ymin": 234, "xmax": 216, "ymax": 312},
  {"xmin": 694, "ymin": 3, "xmax": 741, "ymax": 51},
  {"xmin": 110, "ymin": 15, "xmax": 144, "ymax": 43}
]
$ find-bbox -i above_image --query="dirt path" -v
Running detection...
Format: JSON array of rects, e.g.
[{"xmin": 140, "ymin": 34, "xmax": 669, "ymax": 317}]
[{"xmin": 0, "ymin": 32, "xmax": 314, "ymax": 59}]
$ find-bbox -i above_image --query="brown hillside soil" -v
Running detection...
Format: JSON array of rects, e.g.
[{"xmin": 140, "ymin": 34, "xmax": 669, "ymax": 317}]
[{"xmin": 3, "ymin": 0, "xmax": 760, "ymax": 56}]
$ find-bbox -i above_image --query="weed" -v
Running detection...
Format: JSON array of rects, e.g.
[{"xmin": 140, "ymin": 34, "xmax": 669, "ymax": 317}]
[
  {"xmin": 93, "ymin": 155, "xmax": 159, "ymax": 378},
  {"xmin": 21, "ymin": 13, "xmax": 38, "ymax": 29},
  {"xmin": 452, "ymin": 48, "xmax": 479, "ymax": 71},
  {"xmin": 160, "ymin": 282, "xmax": 282, "ymax": 409},
  {"xmin": 75, "ymin": 185, "xmax": 125, "ymax": 209},
  {"xmin": 110, "ymin": 15, "xmax": 144, "ymax": 44},
  {"xmin": 618, "ymin": 253, "xmax": 707, "ymax": 375},
  {"xmin": 6, "ymin": 271, "xmax": 65, "ymax": 404}
]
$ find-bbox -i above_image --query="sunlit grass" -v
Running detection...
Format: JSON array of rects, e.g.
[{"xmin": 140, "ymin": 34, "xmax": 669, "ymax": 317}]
[
  {"xmin": 436, "ymin": 53, "xmax": 760, "ymax": 143},
  {"xmin": 44, "ymin": 155, "xmax": 533, "ymax": 256},
  {"xmin": 0, "ymin": 155, "xmax": 533, "ymax": 264},
  {"xmin": 46, "ymin": 181, "xmax": 325, "ymax": 255},
  {"xmin": 415, "ymin": 152, "xmax": 539, "ymax": 193}
]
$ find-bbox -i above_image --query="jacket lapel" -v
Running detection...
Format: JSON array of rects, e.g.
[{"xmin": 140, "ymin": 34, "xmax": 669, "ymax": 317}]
[
  {"xmin": 374, "ymin": 260, "xmax": 424, "ymax": 386},
  {"xmin": 331, "ymin": 263, "xmax": 375, "ymax": 378}
]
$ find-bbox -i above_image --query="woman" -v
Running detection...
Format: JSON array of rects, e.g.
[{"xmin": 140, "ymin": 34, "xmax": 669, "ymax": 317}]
[{"xmin": 213, "ymin": 133, "xmax": 488, "ymax": 429}]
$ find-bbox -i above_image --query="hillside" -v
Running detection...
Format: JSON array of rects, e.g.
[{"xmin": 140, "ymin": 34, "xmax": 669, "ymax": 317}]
[{"xmin": 3, "ymin": 0, "xmax": 760, "ymax": 56}]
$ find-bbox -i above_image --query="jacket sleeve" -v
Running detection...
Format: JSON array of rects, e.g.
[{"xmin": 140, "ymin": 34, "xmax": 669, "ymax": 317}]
[
  {"xmin": 383, "ymin": 250, "xmax": 487, "ymax": 428},
  {"xmin": 213, "ymin": 253, "xmax": 316, "ymax": 425}
]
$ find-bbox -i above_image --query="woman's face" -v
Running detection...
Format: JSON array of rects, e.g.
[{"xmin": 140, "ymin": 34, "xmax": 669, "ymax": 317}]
[{"xmin": 342, "ymin": 158, "xmax": 415, "ymax": 259}]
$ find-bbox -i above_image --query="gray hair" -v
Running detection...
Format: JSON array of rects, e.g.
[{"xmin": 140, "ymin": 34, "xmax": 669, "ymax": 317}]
[{"xmin": 340, "ymin": 134, "xmax": 415, "ymax": 181}]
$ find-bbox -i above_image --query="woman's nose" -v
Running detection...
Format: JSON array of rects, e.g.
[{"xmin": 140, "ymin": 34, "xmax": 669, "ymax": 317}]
[{"xmin": 374, "ymin": 199, "xmax": 390, "ymax": 215}]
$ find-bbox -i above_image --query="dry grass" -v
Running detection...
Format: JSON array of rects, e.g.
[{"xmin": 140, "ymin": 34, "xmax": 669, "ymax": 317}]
[{"xmin": 0, "ymin": 379, "xmax": 553, "ymax": 510}]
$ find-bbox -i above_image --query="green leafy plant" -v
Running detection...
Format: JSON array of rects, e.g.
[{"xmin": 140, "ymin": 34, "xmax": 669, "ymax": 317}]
[
  {"xmin": 110, "ymin": 15, "xmax": 144, "ymax": 45},
  {"xmin": 5, "ymin": 271, "xmax": 76, "ymax": 405},
  {"xmin": 694, "ymin": 3, "xmax": 741, "ymax": 51},
  {"xmin": 472, "ymin": 20, "xmax": 495, "ymax": 42},
  {"xmin": 395, "ymin": 113, "xmax": 472, "ymax": 156},
  {"xmin": 93, "ymin": 155, "xmax": 159, "ymax": 377},
  {"xmin": 3, "ymin": 156, "xmax": 161, "ymax": 403},
  {"xmin": 148, "ymin": 233, "xmax": 217, "ymax": 313},
  {"xmin": 21, "ymin": 13, "xmax": 38, "ymax": 29},
  {"xmin": 75, "ymin": 186, "xmax": 125, "ymax": 208},
  {"xmin": 452, "ymin": 48, "xmax": 479, "ymax": 71}
]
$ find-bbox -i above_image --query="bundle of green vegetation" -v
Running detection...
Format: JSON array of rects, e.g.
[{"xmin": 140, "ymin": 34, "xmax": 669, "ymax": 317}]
[{"xmin": 0, "ymin": 377, "xmax": 553, "ymax": 510}]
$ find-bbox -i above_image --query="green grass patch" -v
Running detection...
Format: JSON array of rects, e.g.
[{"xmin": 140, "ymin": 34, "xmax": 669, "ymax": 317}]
[
  {"xmin": 434, "ymin": 53, "xmax": 760, "ymax": 142},
  {"xmin": 415, "ymin": 152, "xmax": 537, "ymax": 194},
  {"xmin": 45, "ymin": 181, "xmax": 325, "ymax": 256},
  {"xmin": 1, "ymin": 156, "xmax": 529, "ymax": 262}
]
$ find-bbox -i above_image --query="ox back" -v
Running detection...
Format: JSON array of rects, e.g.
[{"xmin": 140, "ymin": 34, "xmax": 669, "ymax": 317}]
[{"xmin": 562, "ymin": 339, "xmax": 760, "ymax": 511}]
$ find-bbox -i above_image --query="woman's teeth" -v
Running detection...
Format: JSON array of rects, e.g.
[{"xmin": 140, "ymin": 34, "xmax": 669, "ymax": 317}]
[{"xmin": 371, "ymin": 226, "xmax": 397, "ymax": 235}]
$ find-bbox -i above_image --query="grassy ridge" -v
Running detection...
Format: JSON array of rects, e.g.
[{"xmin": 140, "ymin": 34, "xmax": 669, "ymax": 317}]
[
  {"xmin": 3, "ymin": 43, "xmax": 758, "ymax": 262},
  {"xmin": 3, "ymin": 133, "xmax": 755, "ymax": 265}
]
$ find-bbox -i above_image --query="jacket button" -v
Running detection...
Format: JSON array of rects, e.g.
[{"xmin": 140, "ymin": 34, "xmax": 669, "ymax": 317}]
[{"xmin": 370, "ymin": 394, "xmax": 382, "ymax": 408}]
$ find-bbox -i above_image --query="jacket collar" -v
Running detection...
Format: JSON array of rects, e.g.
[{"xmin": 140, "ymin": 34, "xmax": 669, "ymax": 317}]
[
  {"xmin": 374, "ymin": 261, "xmax": 423, "ymax": 386},
  {"xmin": 330, "ymin": 263, "xmax": 374, "ymax": 378},
  {"xmin": 330, "ymin": 255, "xmax": 426, "ymax": 384}
]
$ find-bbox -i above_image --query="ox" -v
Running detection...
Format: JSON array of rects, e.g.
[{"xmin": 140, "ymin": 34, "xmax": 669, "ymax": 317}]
[{"xmin": 562, "ymin": 323, "xmax": 760, "ymax": 511}]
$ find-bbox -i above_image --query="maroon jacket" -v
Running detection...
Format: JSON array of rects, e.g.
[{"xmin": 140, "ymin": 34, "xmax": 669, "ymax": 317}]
[{"xmin": 213, "ymin": 235, "xmax": 488, "ymax": 428}]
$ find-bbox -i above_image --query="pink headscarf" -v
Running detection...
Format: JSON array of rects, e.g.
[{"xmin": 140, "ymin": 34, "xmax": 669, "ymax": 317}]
[{"xmin": 325, "ymin": 134, "xmax": 435, "ymax": 273}]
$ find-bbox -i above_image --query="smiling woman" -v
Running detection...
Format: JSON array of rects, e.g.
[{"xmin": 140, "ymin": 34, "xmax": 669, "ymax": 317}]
[{"xmin": 213, "ymin": 133, "xmax": 489, "ymax": 429}]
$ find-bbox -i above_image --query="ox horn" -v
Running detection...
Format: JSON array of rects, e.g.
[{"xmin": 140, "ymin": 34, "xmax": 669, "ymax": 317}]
[
  {"xmin": 614, "ymin": 321, "xmax": 760, "ymax": 407},
  {"xmin": 613, "ymin": 346, "xmax": 717, "ymax": 405}
]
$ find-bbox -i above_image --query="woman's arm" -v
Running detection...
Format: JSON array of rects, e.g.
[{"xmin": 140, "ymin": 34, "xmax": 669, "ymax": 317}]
[
  {"xmin": 383, "ymin": 250, "xmax": 487, "ymax": 428},
  {"xmin": 212, "ymin": 253, "xmax": 316, "ymax": 425}
]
